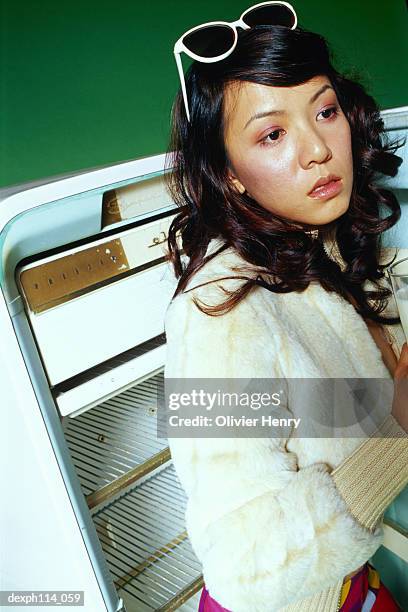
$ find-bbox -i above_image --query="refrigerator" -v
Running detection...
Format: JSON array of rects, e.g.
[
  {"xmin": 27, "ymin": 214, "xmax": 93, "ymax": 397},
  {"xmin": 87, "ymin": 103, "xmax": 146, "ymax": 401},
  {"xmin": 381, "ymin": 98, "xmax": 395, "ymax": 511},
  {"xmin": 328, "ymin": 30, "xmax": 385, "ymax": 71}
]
[{"xmin": 1, "ymin": 105, "xmax": 407, "ymax": 611}]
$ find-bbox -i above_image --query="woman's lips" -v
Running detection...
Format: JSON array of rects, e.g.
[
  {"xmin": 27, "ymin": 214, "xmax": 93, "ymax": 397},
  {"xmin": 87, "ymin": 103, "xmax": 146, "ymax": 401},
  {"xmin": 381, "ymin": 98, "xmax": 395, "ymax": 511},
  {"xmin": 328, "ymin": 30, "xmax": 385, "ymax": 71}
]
[{"xmin": 308, "ymin": 178, "xmax": 343, "ymax": 200}]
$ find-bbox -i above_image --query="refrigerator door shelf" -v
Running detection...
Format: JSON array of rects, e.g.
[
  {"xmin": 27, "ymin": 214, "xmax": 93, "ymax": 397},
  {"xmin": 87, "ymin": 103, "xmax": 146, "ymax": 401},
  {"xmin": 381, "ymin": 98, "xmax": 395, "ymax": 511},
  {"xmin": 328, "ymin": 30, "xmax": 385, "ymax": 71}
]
[
  {"xmin": 56, "ymin": 343, "xmax": 166, "ymax": 418},
  {"xmin": 16, "ymin": 212, "xmax": 178, "ymax": 386},
  {"xmin": 19, "ymin": 261, "xmax": 175, "ymax": 386}
]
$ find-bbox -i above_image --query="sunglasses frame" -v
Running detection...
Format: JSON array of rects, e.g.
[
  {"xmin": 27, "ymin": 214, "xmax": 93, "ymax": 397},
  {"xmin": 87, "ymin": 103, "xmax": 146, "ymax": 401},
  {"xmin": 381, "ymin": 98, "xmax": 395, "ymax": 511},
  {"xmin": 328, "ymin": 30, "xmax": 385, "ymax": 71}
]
[{"xmin": 173, "ymin": 1, "xmax": 298, "ymax": 122}]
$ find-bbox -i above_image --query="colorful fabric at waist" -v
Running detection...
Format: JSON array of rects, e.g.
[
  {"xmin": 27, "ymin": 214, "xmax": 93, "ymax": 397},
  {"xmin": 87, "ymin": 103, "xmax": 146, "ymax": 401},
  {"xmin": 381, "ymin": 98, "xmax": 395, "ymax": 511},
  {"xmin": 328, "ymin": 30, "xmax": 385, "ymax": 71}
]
[
  {"xmin": 198, "ymin": 562, "xmax": 403, "ymax": 612},
  {"xmin": 339, "ymin": 561, "xmax": 402, "ymax": 612}
]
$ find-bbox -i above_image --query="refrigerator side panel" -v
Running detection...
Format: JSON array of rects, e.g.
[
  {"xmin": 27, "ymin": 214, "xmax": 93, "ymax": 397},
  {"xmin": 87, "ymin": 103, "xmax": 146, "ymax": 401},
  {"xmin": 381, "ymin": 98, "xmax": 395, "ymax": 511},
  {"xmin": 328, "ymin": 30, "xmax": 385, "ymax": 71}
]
[{"xmin": 0, "ymin": 290, "xmax": 118, "ymax": 612}]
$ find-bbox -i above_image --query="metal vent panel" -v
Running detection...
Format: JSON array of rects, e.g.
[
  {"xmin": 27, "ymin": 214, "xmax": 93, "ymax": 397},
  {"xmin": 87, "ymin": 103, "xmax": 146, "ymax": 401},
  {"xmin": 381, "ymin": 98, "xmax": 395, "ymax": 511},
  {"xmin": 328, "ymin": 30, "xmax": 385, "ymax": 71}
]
[
  {"xmin": 64, "ymin": 372, "xmax": 166, "ymax": 496},
  {"xmin": 93, "ymin": 464, "xmax": 202, "ymax": 611}
]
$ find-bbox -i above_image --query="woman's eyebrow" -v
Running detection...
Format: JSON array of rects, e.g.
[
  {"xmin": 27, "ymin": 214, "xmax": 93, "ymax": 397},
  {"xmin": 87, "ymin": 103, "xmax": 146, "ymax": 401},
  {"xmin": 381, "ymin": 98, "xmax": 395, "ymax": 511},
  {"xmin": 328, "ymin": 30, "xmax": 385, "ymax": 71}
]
[{"xmin": 243, "ymin": 84, "xmax": 334, "ymax": 130}]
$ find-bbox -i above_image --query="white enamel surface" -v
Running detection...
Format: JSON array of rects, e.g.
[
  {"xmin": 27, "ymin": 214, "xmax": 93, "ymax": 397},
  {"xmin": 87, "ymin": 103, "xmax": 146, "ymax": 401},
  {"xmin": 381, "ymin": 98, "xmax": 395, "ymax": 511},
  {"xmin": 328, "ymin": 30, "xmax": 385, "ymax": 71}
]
[
  {"xmin": 57, "ymin": 345, "xmax": 165, "ymax": 417},
  {"xmin": 0, "ymin": 293, "xmax": 108, "ymax": 610},
  {"xmin": 27, "ymin": 261, "xmax": 175, "ymax": 385}
]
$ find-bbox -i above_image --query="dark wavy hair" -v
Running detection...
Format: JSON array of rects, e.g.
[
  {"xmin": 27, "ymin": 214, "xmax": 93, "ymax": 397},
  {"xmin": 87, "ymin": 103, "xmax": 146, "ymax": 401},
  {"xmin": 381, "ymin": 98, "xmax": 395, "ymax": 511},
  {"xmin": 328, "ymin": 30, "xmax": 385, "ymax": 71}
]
[{"xmin": 165, "ymin": 24, "xmax": 405, "ymax": 324}]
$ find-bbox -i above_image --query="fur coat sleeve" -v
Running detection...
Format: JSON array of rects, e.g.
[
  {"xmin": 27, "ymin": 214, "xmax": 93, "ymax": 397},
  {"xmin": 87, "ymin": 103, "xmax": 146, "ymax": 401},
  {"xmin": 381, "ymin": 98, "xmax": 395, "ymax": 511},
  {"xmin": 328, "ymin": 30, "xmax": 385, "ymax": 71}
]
[{"xmin": 164, "ymin": 279, "xmax": 386, "ymax": 612}]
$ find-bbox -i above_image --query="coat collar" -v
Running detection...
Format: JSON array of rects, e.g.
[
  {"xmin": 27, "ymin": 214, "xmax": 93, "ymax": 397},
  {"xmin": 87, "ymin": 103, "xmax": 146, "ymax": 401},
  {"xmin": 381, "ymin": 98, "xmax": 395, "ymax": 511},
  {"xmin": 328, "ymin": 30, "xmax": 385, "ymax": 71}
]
[
  {"xmin": 321, "ymin": 226, "xmax": 347, "ymax": 272},
  {"xmin": 201, "ymin": 233, "xmax": 405, "ymax": 360}
]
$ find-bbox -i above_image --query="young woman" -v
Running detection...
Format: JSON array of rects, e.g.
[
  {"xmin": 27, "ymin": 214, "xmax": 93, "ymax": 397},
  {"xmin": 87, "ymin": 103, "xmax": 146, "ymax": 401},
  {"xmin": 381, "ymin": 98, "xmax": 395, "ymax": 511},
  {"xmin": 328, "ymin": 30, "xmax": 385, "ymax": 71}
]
[{"xmin": 163, "ymin": 4, "xmax": 408, "ymax": 610}]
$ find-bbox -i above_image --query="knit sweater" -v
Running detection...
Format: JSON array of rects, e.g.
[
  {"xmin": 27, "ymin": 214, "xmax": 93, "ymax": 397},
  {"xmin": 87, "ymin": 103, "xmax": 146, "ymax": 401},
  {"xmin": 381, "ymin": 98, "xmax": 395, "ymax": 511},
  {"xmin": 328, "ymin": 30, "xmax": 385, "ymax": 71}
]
[{"xmin": 164, "ymin": 235, "xmax": 408, "ymax": 612}]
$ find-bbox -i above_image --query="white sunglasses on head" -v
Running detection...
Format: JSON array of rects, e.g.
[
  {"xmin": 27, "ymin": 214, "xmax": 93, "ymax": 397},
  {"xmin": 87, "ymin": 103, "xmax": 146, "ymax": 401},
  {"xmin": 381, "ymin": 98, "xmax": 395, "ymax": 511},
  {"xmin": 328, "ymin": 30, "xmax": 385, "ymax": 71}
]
[{"xmin": 173, "ymin": 1, "xmax": 298, "ymax": 122}]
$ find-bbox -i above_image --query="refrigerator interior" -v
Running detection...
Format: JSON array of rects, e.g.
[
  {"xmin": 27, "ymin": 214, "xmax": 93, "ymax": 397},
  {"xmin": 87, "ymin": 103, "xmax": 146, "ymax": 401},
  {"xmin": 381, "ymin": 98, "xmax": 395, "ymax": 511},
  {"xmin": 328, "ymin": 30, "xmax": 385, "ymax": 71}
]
[{"xmin": 0, "ymin": 153, "xmax": 203, "ymax": 612}]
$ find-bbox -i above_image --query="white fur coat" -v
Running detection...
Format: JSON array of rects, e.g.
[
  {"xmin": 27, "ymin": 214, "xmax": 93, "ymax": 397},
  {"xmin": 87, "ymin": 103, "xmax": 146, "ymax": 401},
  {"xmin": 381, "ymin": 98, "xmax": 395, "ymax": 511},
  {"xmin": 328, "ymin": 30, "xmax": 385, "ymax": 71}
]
[{"xmin": 164, "ymin": 237, "xmax": 407, "ymax": 611}]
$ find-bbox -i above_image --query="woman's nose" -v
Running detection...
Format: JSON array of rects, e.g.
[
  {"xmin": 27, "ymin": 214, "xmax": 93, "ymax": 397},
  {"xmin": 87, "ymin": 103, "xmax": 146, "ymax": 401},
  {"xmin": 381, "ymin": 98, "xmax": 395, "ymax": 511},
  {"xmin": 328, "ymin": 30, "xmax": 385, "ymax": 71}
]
[{"xmin": 298, "ymin": 128, "xmax": 332, "ymax": 168}]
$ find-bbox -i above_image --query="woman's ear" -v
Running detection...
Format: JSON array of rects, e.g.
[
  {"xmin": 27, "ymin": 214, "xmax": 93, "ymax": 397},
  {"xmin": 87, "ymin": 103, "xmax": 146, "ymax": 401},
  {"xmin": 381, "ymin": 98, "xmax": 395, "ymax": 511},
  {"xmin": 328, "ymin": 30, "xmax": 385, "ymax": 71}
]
[{"xmin": 226, "ymin": 167, "xmax": 246, "ymax": 195}]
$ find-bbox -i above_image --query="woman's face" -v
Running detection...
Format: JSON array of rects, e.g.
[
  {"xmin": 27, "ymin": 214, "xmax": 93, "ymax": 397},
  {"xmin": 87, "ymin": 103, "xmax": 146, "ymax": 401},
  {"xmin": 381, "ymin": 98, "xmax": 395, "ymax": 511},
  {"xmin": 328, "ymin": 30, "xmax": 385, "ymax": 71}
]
[{"xmin": 223, "ymin": 75, "xmax": 353, "ymax": 229}]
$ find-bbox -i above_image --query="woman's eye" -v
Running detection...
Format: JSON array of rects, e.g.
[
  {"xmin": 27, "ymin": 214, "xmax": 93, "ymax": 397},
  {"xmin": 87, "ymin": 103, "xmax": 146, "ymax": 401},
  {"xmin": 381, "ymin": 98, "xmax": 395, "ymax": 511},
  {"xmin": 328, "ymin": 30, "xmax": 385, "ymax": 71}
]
[
  {"xmin": 318, "ymin": 105, "xmax": 340, "ymax": 120},
  {"xmin": 260, "ymin": 129, "xmax": 284, "ymax": 146},
  {"xmin": 259, "ymin": 106, "xmax": 340, "ymax": 147}
]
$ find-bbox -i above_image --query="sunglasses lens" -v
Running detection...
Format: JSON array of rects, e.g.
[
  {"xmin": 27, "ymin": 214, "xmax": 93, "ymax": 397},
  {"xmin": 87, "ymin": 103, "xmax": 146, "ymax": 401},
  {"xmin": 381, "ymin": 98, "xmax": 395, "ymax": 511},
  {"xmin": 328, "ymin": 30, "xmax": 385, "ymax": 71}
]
[
  {"xmin": 242, "ymin": 4, "xmax": 296, "ymax": 28},
  {"xmin": 183, "ymin": 25, "xmax": 235, "ymax": 58}
]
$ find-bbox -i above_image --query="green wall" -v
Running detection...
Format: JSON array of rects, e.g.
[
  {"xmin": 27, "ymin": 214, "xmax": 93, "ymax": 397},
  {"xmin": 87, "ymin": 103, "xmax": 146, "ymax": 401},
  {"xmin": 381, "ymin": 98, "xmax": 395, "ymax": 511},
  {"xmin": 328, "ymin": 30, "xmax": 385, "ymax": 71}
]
[{"xmin": 0, "ymin": 0, "xmax": 407, "ymax": 188}]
